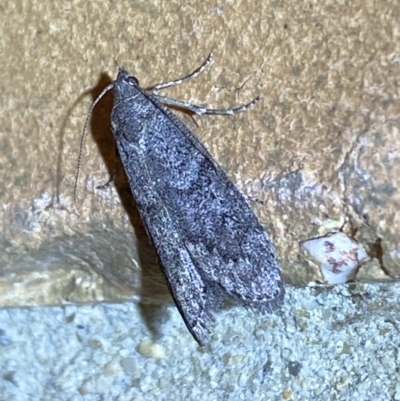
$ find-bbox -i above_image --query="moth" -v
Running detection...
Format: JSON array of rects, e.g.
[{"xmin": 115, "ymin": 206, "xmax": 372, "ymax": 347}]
[{"xmin": 77, "ymin": 54, "xmax": 284, "ymax": 345}]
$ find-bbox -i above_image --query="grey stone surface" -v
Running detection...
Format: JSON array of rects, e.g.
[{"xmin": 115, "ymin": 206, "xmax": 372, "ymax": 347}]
[{"xmin": 1, "ymin": 283, "xmax": 399, "ymax": 400}]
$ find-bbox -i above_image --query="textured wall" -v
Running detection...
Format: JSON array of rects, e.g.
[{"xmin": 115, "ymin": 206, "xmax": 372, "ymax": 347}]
[{"xmin": 1, "ymin": 0, "xmax": 399, "ymax": 306}]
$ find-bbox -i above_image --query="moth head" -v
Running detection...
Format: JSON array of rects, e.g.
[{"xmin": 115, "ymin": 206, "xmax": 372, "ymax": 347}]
[{"xmin": 113, "ymin": 67, "xmax": 141, "ymax": 103}]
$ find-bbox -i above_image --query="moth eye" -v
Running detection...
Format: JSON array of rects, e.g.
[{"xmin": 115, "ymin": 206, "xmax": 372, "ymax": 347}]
[{"xmin": 128, "ymin": 76, "xmax": 139, "ymax": 86}]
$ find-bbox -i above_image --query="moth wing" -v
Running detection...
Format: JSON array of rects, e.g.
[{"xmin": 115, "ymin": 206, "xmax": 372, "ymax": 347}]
[
  {"xmin": 111, "ymin": 77, "xmax": 219, "ymax": 345},
  {"xmin": 118, "ymin": 155, "xmax": 215, "ymax": 345},
  {"xmin": 142, "ymin": 95, "xmax": 285, "ymax": 311},
  {"xmin": 110, "ymin": 72, "xmax": 283, "ymax": 345},
  {"xmin": 148, "ymin": 101, "xmax": 284, "ymax": 309},
  {"xmin": 140, "ymin": 211, "xmax": 216, "ymax": 346},
  {"xmin": 186, "ymin": 229, "xmax": 284, "ymax": 312}
]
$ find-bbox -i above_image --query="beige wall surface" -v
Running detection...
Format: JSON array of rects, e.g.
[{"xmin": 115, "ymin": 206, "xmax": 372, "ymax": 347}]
[{"xmin": 1, "ymin": 1, "xmax": 399, "ymax": 306}]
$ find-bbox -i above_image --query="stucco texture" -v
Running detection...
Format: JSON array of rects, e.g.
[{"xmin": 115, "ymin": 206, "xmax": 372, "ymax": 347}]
[{"xmin": 1, "ymin": 1, "xmax": 399, "ymax": 306}]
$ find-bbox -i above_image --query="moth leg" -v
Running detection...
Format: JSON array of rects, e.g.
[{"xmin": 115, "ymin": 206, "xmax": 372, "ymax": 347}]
[
  {"xmin": 151, "ymin": 53, "xmax": 214, "ymax": 93},
  {"xmin": 153, "ymin": 94, "xmax": 261, "ymax": 116},
  {"xmin": 95, "ymin": 142, "xmax": 119, "ymax": 190}
]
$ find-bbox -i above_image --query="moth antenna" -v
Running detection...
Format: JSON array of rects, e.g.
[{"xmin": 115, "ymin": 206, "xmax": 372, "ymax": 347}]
[{"xmin": 73, "ymin": 82, "xmax": 115, "ymax": 208}]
